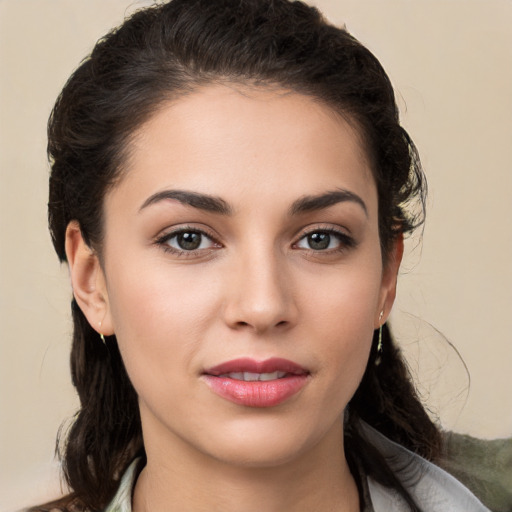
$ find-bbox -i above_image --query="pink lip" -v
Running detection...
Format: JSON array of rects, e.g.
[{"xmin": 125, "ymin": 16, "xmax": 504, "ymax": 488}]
[
  {"xmin": 205, "ymin": 357, "xmax": 308, "ymax": 376},
  {"xmin": 202, "ymin": 358, "xmax": 310, "ymax": 408}
]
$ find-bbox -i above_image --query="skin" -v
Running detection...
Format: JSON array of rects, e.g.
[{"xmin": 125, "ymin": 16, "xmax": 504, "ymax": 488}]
[{"xmin": 66, "ymin": 85, "xmax": 402, "ymax": 511}]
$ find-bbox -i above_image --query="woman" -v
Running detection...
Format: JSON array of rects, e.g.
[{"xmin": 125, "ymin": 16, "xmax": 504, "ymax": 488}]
[{"xmin": 34, "ymin": 0, "xmax": 489, "ymax": 510}]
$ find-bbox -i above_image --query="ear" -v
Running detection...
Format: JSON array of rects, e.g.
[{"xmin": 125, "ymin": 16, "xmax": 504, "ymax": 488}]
[
  {"xmin": 375, "ymin": 234, "xmax": 404, "ymax": 328},
  {"xmin": 65, "ymin": 221, "xmax": 114, "ymax": 336}
]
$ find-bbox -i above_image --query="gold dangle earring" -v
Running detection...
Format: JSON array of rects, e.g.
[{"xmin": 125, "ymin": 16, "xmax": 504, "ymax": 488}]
[
  {"xmin": 375, "ymin": 311, "xmax": 384, "ymax": 366},
  {"xmin": 99, "ymin": 321, "xmax": 106, "ymax": 345}
]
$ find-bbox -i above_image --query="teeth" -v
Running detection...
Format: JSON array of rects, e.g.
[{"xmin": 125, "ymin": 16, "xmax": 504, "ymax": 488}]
[
  {"xmin": 221, "ymin": 371, "xmax": 288, "ymax": 381},
  {"xmin": 258, "ymin": 371, "xmax": 279, "ymax": 381},
  {"xmin": 244, "ymin": 372, "xmax": 261, "ymax": 381}
]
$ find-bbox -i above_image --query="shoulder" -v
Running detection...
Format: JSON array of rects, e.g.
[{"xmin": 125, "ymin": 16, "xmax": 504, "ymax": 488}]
[{"xmin": 361, "ymin": 423, "xmax": 491, "ymax": 512}]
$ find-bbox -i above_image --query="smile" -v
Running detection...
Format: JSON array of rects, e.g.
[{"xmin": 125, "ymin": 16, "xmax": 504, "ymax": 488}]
[{"xmin": 202, "ymin": 358, "xmax": 310, "ymax": 408}]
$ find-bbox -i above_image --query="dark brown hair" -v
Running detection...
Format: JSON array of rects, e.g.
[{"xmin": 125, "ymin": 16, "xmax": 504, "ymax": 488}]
[{"xmin": 42, "ymin": 0, "xmax": 440, "ymax": 509}]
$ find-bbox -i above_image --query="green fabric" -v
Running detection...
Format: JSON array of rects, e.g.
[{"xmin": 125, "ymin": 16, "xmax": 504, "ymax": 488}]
[{"xmin": 440, "ymin": 431, "xmax": 512, "ymax": 512}]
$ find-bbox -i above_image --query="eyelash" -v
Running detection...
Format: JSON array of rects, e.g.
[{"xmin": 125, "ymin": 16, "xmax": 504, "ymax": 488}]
[{"xmin": 154, "ymin": 225, "xmax": 356, "ymax": 257}]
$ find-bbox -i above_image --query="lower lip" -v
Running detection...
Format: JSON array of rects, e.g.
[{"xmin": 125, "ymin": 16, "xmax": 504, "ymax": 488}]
[{"xmin": 202, "ymin": 375, "xmax": 309, "ymax": 407}]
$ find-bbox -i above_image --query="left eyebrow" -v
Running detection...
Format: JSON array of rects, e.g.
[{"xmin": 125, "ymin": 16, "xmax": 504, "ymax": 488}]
[
  {"xmin": 139, "ymin": 189, "xmax": 232, "ymax": 215},
  {"xmin": 289, "ymin": 189, "xmax": 368, "ymax": 217}
]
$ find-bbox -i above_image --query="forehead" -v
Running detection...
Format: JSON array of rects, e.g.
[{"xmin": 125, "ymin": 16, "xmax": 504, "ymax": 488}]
[{"xmin": 112, "ymin": 84, "xmax": 376, "ymax": 213}]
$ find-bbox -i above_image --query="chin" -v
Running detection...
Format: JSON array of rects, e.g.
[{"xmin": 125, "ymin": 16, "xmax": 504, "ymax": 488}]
[
  {"xmin": 209, "ymin": 439, "xmax": 310, "ymax": 469},
  {"xmin": 199, "ymin": 414, "xmax": 341, "ymax": 469}
]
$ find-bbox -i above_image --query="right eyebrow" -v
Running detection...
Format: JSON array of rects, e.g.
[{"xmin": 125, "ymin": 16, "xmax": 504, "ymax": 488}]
[{"xmin": 138, "ymin": 189, "xmax": 233, "ymax": 215}]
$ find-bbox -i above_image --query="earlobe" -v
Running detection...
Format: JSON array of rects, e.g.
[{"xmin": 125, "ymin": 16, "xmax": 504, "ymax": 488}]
[
  {"xmin": 376, "ymin": 234, "xmax": 404, "ymax": 327},
  {"xmin": 65, "ymin": 221, "xmax": 114, "ymax": 336}
]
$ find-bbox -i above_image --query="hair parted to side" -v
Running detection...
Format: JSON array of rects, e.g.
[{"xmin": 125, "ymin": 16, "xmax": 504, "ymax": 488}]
[{"xmin": 43, "ymin": 0, "xmax": 439, "ymax": 510}]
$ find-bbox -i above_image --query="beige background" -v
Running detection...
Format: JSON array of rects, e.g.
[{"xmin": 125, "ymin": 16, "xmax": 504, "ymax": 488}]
[{"xmin": 1, "ymin": 0, "xmax": 511, "ymax": 509}]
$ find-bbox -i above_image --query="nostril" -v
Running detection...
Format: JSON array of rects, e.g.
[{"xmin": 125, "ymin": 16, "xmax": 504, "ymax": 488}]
[{"xmin": 233, "ymin": 319, "xmax": 289, "ymax": 331}]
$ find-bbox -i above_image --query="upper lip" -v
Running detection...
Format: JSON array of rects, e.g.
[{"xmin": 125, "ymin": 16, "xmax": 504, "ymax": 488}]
[{"xmin": 204, "ymin": 357, "xmax": 308, "ymax": 376}]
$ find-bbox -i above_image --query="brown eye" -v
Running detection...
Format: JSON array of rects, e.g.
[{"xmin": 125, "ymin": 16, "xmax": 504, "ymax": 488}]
[
  {"xmin": 161, "ymin": 229, "xmax": 217, "ymax": 252},
  {"xmin": 296, "ymin": 229, "xmax": 355, "ymax": 252},
  {"xmin": 297, "ymin": 231, "xmax": 339, "ymax": 251},
  {"xmin": 175, "ymin": 232, "xmax": 203, "ymax": 250},
  {"xmin": 307, "ymin": 232, "xmax": 331, "ymax": 250}
]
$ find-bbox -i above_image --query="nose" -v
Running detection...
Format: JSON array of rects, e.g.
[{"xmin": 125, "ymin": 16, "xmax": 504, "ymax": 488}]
[{"xmin": 222, "ymin": 249, "xmax": 298, "ymax": 334}]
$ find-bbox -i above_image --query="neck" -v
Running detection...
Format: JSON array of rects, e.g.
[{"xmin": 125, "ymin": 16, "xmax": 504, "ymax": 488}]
[{"xmin": 133, "ymin": 420, "xmax": 359, "ymax": 512}]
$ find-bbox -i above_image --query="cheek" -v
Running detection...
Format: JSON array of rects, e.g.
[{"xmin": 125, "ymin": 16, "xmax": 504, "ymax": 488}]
[
  {"xmin": 302, "ymin": 262, "xmax": 381, "ymax": 385},
  {"xmin": 302, "ymin": 258, "xmax": 382, "ymax": 333},
  {"xmin": 107, "ymin": 255, "xmax": 220, "ymax": 332},
  {"xmin": 104, "ymin": 259, "xmax": 222, "ymax": 391}
]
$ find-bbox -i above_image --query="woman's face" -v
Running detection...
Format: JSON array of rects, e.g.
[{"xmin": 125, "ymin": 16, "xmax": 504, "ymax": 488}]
[{"xmin": 87, "ymin": 85, "xmax": 400, "ymax": 467}]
